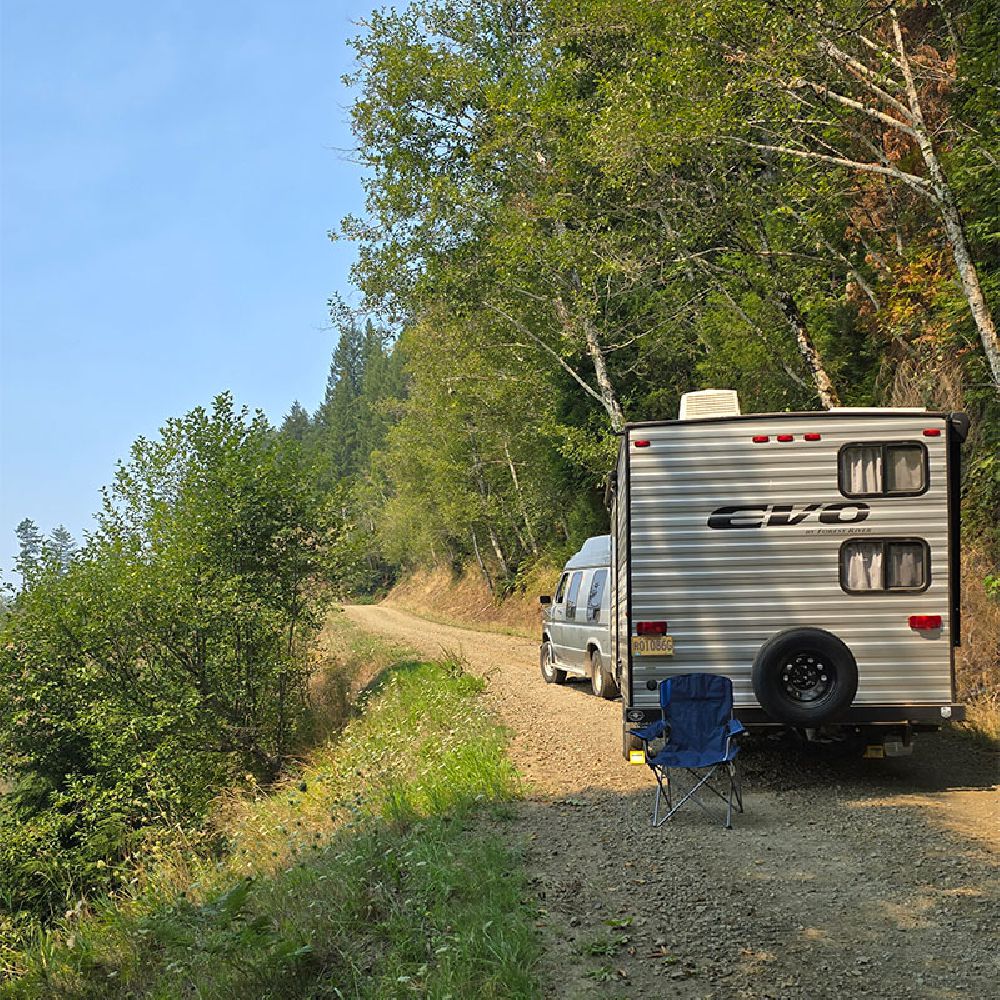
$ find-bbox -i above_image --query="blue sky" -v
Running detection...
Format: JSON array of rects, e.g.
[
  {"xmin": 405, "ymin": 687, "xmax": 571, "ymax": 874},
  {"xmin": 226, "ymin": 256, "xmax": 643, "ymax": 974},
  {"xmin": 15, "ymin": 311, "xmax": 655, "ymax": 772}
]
[{"xmin": 1, "ymin": 0, "xmax": 373, "ymax": 579}]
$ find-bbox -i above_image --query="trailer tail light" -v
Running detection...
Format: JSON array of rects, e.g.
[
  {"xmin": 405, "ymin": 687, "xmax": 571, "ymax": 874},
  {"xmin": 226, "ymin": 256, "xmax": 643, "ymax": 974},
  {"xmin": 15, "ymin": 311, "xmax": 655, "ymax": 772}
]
[
  {"xmin": 776, "ymin": 434, "xmax": 794, "ymax": 442},
  {"xmin": 909, "ymin": 615, "xmax": 942, "ymax": 631},
  {"xmin": 804, "ymin": 432, "xmax": 822, "ymax": 441},
  {"xmin": 636, "ymin": 621, "xmax": 668, "ymax": 636},
  {"xmin": 633, "ymin": 439, "xmax": 651, "ymax": 448},
  {"xmin": 752, "ymin": 435, "xmax": 769, "ymax": 443},
  {"xmin": 923, "ymin": 428, "xmax": 941, "ymax": 437}
]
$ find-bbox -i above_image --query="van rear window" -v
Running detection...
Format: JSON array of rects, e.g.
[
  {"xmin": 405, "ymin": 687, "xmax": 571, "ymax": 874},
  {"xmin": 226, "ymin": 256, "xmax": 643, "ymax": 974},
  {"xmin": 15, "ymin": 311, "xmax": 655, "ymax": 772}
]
[
  {"xmin": 587, "ymin": 569, "xmax": 607, "ymax": 622},
  {"xmin": 565, "ymin": 571, "xmax": 583, "ymax": 619}
]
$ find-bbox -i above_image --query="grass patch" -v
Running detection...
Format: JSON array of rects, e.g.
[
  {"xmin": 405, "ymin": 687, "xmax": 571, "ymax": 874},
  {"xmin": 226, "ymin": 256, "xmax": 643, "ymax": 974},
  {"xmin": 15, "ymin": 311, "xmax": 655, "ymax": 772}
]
[
  {"xmin": 953, "ymin": 695, "xmax": 1000, "ymax": 749},
  {"xmin": 4, "ymin": 616, "xmax": 539, "ymax": 998}
]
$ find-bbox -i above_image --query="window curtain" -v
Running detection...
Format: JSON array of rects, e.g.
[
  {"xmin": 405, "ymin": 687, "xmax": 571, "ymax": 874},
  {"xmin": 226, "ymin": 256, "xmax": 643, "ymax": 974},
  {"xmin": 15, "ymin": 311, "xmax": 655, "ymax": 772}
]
[
  {"xmin": 888, "ymin": 544, "xmax": 924, "ymax": 589},
  {"xmin": 844, "ymin": 446, "xmax": 882, "ymax": 494},
  {"xmin": 887, "ymin": 447, "xmax": 924, "ymax": 493},
  {"xmin": 845, "ymin": 541, "xmax": 883, "ymax": 590}
]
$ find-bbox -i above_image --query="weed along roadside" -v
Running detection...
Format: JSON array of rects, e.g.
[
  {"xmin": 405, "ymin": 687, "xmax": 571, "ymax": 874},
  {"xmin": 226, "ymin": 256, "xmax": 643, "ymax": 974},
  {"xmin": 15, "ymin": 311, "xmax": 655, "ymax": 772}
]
[{"xmin": 4, "ymin": 613, "xmax": 541, "ymax": 999}]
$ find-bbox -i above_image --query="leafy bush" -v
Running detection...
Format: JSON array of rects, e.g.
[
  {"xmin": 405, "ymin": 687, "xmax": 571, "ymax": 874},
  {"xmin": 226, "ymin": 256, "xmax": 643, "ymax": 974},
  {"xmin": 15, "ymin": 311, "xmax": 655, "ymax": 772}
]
[{"xmin": 0, "ymin": 395, "xmax": 330, "ymax": 938}]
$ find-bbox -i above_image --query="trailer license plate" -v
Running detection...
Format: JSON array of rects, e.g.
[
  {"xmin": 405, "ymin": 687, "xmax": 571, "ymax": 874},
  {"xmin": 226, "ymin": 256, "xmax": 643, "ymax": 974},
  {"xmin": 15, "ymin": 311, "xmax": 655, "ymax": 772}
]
[{"xmin": 631, "ymin": 636, "xmax": 674, "ymax": 656}]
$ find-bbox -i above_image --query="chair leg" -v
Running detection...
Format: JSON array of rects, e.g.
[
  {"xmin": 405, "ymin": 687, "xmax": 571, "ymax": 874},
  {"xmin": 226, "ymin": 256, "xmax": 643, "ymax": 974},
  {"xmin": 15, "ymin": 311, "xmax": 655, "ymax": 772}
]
[{"xmin": 650, "ymin": 762, "xmax": 744, "ymax": 829}]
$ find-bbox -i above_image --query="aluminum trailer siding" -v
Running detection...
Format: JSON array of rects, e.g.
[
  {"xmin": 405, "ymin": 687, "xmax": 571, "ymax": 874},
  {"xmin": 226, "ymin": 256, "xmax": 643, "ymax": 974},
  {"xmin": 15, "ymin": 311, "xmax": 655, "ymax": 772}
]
[{"xmin": 612, "ymin": 410, "xmax": 967, "ymax": 742}]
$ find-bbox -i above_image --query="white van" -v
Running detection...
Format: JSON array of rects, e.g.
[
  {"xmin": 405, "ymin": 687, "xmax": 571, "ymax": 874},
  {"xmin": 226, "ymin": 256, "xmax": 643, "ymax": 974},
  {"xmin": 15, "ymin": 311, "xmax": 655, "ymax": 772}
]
[{"xmin": 539, "ymin": 535, "xmax": 617, "ymax": 699}]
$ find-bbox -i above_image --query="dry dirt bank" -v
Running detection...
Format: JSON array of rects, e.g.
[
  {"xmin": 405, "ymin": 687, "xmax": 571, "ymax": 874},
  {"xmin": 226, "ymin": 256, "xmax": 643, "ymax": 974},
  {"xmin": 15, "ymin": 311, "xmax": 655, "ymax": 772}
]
[
  {"xmin": 344, "ymin": 604, "xmax": 998, "ymax": 1000},
  {"xmin": 384, "ymin": 563, "xmax": 560, "ymax": 636}
]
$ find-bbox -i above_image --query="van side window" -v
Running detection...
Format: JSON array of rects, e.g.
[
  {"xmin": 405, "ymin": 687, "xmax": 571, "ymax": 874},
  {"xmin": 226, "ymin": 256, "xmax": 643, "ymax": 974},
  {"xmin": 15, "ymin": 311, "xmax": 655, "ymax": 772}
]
[
  {"xmin": 840, "ymin": 538, "xmax": 930, "ymax": 593},
  {"xmin": 839, "ymin": 442, "xmax": 928, "ymax": 497},
  {"xmin": 587, "ymin": 569, "xmax": 607, "ymax": 623},
  {"xmin": 554, "ymin": 573, "xmax": 569, "ymax": 603},
  {"xmin": 565, "ymin": 571, "xmax": 583, "ymax": 619}
]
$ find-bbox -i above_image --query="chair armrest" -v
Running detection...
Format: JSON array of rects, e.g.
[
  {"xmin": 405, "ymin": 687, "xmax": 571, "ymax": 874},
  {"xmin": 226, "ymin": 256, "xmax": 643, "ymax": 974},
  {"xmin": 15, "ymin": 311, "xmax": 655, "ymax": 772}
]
[
  {"xmin": 630, "ymin": 719, "xmax": 667, "ymax": 743},
  {"xmin": 726, "ymin": 719, "xmax": 745, "ymax": 737}
]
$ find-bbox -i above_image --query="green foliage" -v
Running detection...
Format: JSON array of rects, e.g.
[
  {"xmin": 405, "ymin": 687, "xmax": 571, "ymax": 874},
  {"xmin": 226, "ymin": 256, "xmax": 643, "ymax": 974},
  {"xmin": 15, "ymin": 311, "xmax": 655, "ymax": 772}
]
[
  {"xmin": 329, "ymin": 0, "xmax": 1000, "ymax": 591},
  {"xmin": 0, "ymin": 394, "xmax": 328, "ymax": 939},
  {"xmin": 7, "ymin": 646, "xmax": 538, "ymax": 999}
]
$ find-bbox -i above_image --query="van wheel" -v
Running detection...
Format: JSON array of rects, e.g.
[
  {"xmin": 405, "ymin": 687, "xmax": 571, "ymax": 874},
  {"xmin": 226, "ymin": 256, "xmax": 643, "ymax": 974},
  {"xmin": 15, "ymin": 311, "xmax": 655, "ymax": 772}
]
[
  {"xmin": 590, "ymin": 651, "xmax": 619, "ymax": 700},
  {"xmin": 540, "ymin": 641, "xmax": 567, "ymax": 685},
  {"xmin": 752, "ymin": 628, "xmax": 858, "ymax": 727}
]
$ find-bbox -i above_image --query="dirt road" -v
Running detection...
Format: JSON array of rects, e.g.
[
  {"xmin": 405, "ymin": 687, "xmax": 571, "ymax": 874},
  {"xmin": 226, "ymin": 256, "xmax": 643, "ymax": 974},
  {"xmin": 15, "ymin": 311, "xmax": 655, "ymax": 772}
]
[{"xmin": 345, "ymin": 604, "xmax": 998, "ymax": 1000}]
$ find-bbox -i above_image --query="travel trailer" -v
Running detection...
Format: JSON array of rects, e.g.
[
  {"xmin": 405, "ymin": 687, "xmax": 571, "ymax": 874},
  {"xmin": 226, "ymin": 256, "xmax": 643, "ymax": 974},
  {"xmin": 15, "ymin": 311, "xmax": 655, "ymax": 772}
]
[{"xmin": 607, "ymin": 390, "xmax": 968, "ymax": 757}]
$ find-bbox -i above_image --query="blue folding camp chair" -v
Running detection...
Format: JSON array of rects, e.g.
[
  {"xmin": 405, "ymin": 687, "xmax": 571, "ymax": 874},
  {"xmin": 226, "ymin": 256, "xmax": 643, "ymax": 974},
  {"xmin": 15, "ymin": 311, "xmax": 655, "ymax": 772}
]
[{"xmin": 630, "ymin": 673, "xmax": 744, "ymax": 829}]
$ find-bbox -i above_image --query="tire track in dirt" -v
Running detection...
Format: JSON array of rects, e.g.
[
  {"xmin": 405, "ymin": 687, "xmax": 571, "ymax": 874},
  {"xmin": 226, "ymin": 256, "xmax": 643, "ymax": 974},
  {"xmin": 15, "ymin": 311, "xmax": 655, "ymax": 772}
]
[{"xmin": 344, "ymin": 604, "xmax": 999, "ymax": 999}]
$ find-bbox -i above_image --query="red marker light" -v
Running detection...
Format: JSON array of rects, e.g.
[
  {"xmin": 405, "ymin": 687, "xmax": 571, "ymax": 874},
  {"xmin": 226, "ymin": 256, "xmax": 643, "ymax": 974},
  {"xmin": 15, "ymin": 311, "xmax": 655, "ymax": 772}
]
[
  {"xmin": 752, "ymin": 435, "xmax": 769, "ymax": 443},
  {"xmin": 636, "ymin": 621, "xmax": 668, "ymax": 636},
  {"xmin": 634, "ymin": 439, "xmax": 651, "ymax": 448},
  {"xmin": 804, "ymin": 432, "xmax": 822, "ymax": 441},
  {"xmin": 776, "ymin": 434, "xmax": 794, "ymax": 442},
  {"xmin": 923, "ymin": 428, "xmax": 941, "ymax": 437},
  {"xmin": 908, "ymin": 615, "xmax": 942, "ymax": 631}
]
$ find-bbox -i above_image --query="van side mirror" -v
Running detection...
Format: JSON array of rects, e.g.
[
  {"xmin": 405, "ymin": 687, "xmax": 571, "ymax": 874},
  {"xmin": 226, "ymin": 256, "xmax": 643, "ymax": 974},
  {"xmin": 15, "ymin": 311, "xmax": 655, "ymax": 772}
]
[{"xmin": 539, "ymin": 595, "xmax": 552, "ymax": 606}]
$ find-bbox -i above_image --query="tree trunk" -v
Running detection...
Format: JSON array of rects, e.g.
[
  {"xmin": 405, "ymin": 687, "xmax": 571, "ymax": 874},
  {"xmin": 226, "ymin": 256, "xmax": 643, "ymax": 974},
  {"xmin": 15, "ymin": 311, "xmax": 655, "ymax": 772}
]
[
  {"xmin": 504, "ymin": 441, "xmax": 538, "ymax": 555},
  {"xmin": 467, "ymin": 425, "xmax": 509, "ymax": 575},
  {"xmin": 581, "ymin": 316, "xmax": 626, "ymax": 431},
  {"xmin": 470, "ymin": 528, "xmax": 494, "ymax": 594},
  {"xmin": 776, "ymin": 291, "xmax": 842, "ymax": 408},
  {"xmin": 755, "ymin": 223, "xmax": 842, "ymax": 407},
  {"xmin": 891, "ymin": 8, "xmax": 1000, "ymax": 394},
  {"xmin": 553, "ymin": 294, "xmax": 625, "ymax": 431}
]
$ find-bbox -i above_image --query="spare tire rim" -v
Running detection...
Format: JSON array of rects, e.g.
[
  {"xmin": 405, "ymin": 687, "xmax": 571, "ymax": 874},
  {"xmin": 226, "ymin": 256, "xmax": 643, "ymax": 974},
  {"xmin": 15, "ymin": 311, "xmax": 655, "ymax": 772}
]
[{"xmin": 781, "ymin": 651, "xmax": 834, "ymax": 703}]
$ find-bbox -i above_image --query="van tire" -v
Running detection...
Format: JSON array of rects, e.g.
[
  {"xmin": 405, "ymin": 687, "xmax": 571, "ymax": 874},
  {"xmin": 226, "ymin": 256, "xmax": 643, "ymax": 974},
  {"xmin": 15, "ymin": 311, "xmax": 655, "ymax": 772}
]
[
  {"xmin": 540, "ymin": 641, "xmax": 567, "ymax": 685},
  {"xmin": 752, "ymin": 628, "xmax": 858, "ymax": 726},
  {"xmin": 590, "ymin": 650, "xmax": 619, "ymax": 700}
]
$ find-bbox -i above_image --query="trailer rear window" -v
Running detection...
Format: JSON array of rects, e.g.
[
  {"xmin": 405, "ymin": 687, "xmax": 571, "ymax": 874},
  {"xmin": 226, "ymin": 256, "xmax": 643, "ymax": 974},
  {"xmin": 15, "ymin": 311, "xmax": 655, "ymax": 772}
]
[
  {"xmin": 839, "ymin": 442, "xmax": 928, "ymax": 497},
  {"xmin": 565, "ymin": 571, "xmax": 583, "ymax": 619},
  {"xmin": 586, "ymin": 569, "xmax": 607, "ymax": 622},
  {"xmin": 840, "ymin": 538, "xmax": 930, "ymax": 593}
]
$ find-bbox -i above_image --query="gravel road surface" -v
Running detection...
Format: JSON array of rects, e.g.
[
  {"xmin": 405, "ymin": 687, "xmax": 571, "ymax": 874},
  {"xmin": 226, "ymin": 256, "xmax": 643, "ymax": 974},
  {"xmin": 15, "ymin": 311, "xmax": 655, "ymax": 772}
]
[{"xmin": 344, "ymin": 604, "xmax": 998, "ymax": 1000}]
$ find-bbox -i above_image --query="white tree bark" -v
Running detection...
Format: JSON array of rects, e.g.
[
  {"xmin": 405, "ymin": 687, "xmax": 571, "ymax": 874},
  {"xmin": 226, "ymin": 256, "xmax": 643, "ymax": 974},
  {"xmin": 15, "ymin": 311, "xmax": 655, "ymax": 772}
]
[
  {"xmin": 889, "ymin": 8, "xmax": 1000, "ymax": 393},
  {"xmin": 503, "ymin": 441, "xmax": 538, "ymax": 555}
]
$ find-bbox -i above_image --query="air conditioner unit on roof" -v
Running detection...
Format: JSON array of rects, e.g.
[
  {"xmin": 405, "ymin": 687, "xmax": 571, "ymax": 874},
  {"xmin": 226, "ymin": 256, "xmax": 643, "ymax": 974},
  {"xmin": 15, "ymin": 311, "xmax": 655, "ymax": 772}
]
[{"xmin": 679, "ymin": 389, "xmax": 741, "ymax": 420}]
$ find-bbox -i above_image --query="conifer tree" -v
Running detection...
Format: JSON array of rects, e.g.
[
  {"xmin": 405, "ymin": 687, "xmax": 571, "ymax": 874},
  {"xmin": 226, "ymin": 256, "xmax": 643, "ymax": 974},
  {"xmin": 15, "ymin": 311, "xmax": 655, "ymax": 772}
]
[
  {"xmin": 280, "ymin": 401, "xmax": 312, "ymax": 443},
  {"xmin": 49, "ymin": 525, "xmax": 76, "ymax": 572},
  {"xmin": 14, "ymin": 519, "xmax": 43, "ymax": 586}
]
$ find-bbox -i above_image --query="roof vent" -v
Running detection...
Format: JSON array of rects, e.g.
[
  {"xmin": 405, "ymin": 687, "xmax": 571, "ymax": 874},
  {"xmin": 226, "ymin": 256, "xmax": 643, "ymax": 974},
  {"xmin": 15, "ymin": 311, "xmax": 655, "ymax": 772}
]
[{"xmin": 679, "ymin": 389, "xmax": 741, "ymax": 421}]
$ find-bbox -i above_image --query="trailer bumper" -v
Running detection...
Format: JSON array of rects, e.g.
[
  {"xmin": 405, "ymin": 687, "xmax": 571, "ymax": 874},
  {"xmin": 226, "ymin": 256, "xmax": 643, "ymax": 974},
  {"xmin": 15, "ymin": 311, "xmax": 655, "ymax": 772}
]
[{"xmin": 623, "ymin": 703, "xmax": 966, "ymax": 729}]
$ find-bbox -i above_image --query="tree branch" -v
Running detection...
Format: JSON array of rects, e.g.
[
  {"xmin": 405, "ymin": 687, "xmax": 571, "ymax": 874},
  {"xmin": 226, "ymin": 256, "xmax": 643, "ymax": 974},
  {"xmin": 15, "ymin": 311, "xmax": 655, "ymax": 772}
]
[
  {"xmin": 817, "ymin": 38, "xmax": 913, "ymax": 120},
  {"xmin": 720, "ymin": 137, "xmax": 935, "ymax": 197},
  {"xmin": 783, "ymin": 79, "xmax": 918, "ymax": 138},
  {"xmin": 484, "ymin": 302, "xmax": 606, "ymax": 406}
]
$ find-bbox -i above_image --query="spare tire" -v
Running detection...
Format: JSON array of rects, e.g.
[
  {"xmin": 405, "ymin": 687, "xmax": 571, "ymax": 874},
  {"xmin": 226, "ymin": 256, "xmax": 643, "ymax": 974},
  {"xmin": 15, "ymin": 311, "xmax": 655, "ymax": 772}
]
[{"xmin": 752, "ymin": 628, "xmax": 858, "ymax": 726}]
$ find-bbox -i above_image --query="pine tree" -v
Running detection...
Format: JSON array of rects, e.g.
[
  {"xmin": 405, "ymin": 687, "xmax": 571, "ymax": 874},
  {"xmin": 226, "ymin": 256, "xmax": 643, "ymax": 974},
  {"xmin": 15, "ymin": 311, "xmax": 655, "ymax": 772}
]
[
  {"xmin": 49, "ymin": 525, "xmax": 77, "ymax": 571},
  {"xmin": 280, "ymin": 401, "xmax": 312, "ymax": 442},
  {"xmin": 314, "ymin": 316, "xmax": 366, "ymax": 483},
  {"xmin": 14, "ymin": 518, "xmax": 43, "ymax": 586}
]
